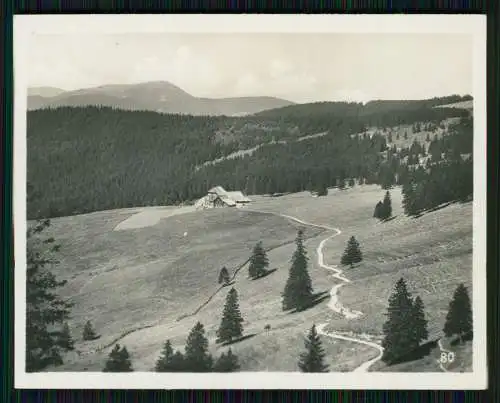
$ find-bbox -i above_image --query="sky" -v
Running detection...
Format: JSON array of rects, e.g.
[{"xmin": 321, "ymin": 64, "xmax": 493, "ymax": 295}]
[{"xmin": 27, "ymin": 32, "xmax": 473, "ymax": 103}]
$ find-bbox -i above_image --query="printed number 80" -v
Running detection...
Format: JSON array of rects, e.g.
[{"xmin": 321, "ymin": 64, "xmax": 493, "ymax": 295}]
[{"xmin": 440, "ymin": 352, "xmax": 455, "ymax": 364}]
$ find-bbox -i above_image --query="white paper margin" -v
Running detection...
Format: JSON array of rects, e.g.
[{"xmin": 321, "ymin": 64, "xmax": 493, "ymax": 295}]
[{"xmin": 13, "ymin": 14, "xmax": 488, "ymax": 390}]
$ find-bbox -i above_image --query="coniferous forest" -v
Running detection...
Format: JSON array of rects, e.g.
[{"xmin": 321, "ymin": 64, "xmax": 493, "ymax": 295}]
[{"xmin": 27, "ymin": 97, "xmax": 471, "ymax": 219}]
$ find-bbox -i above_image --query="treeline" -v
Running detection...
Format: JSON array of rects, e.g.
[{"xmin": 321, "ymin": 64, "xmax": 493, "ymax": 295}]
[
  {"xmin": 192, "ymin": 131, "xmax": 388, "ymax": 196},
  {"xmin": 28, "ymin": 102, "xmax": 470, "ymax": 219},
  {"xmin": 255, "ymin": 96, "xmax": 471, "ymax": 130}
]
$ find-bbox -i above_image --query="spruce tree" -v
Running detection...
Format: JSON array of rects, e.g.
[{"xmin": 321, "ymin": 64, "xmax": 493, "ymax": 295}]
[
  {"xmin": 218, "ymin": 266, "xmax": 230, "ymax": 284},
  {"xmin": 82, "ymin": 320, "xmax": 98, "ymax": 341},
  {"xmin": 373, "ymin": 201, "xmax": 383, "ymax": 219},
  {"xmin": 58, "ymin": 323, "xmax": 75, "ymax": 351},
  {"xmin": 404, "ymin": 130, "xmax": 408, "ymax": 140},
  {"xmin": 26, "ymin": 220, "xmax": 74, "ymax": 372},
  {"xmin": 411, "ymin": 296, "xmax": 429, "ymax": 347},
  {"xmin": 282, "ymin": 230, "xmax": 313, "ymax": 311},
  {"xmin": 443, "ymin": 284, "xmax": 473, "ymax": 343},
  {"xmin": 213, "ymin": 348, "xmax": 240, "ymax": 372},
  {"xmin": 348, "ymin": 178, "xmax": 355, "ymax": 187},
  {"xmin": 103, "ymin": 344, "xmax": 133, "ymax": 372},
  {"xmin": 184, "ymin": 322, "xmax": 213, "ymax": 372},
  {"xmin": 402, "ymin": 182, "xmax": 417, "ymax": 216},
  {"xmin": 170, "ymin": 351, "xmax": 186, "ymax": 371},
  {"xmin": 388, "ymin": 132, "xmax": 393, "ymax": 143},
  {"xmin": 340, "ymin": 236, "xmax": 363, "ymax": 268},
  {"xmin": 298, "ymin": 325, "xmax": 329, "ymax": 372},
  {"xmin": 381, "ymin": 191, "xmax": 392, "ymax": 220},
  {"xmin": 381, "ymin": 278, "xmax": 416, "ymax": 364},
  {"xmin": 216, "ymin": 288, "xmax": 244, "ymax": 344},
  {"xmin": 396, "ymin": 132, "xmax": 400, "ymax": 140},
  {"xmin": 338, "ymin": 178, "xmax": 346, "ymax": 190},
  {"xmin": 155, "ymin": 340, "xmax": 179, "ymax": 372},
  {"xmin": 248, "ymin": 241, "xmax": 269, "ymax": 279}
]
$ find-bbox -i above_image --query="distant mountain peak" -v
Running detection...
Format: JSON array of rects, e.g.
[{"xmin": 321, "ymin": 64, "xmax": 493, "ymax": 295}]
[{"xmin": 27, "ymin": 80, "xmax": 295, "ymax": 116}]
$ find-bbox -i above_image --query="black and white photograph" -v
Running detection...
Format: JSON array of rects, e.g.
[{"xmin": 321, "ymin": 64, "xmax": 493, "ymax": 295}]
[{"xmin": 14, "ymin": 14, "xmax": 487, "ymax": 389}]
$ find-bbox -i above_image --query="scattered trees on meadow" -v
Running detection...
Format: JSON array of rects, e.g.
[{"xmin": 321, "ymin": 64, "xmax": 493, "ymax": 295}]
[
  {"xmin": 298, "ymin": 324, "xmax": 329, "ymax": 372},
  {"xmin": 373, "ymin": 191, "xmax": 393, "ymax": 221},
  {"xmin": 282, "ymin": 230, "xmax": 314, "ymax": 311},
  {"xmin": 248, "ymin": 241, "xmax": 269, "ymax": 279},
  {"xmin": 26, "ymin": 219, "xmax": 75, "ymax": 372},
  {"xmin": 216, "ymin": 288, "xmax": 244, "ymax": 344},
  {"xmin": 381, "ymin": 278, "xmax": 429, "ymax": 364},
  {"xmin": 82, "ymin": 320, "xmax": 99, "ymax": 341},
  {"xmin": 443, "ymin": 283, "xmax": 473, "ymax": 343},
  {"xmin": 103, "ymin": 344, "xmax": 133, "ymax": 372},
  {"xmin": 154, "ymin": 321, "xmax": 242, "ymax": 372},
  {"xmin": 340, "ymin": 236, "xmax": 363, "ymax": 268},
  {"xmin": 218, "ymin": 266, "xmax": 230, "ymax": 285}
]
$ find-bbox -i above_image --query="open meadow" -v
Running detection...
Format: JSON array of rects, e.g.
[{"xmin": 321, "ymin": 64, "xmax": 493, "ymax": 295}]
[{"xmin": 37, "ymin": 184, "xmax": 473, "ymax": 372}]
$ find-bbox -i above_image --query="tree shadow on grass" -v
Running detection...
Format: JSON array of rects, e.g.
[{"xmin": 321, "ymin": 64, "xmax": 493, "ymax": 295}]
[
  {"xmin": 450, "ymin": 331, "xmax": 473, "ymax": 346},
  {"xmin": 388, "ymin": 339, "xmax": 439, "ymax": 365},
  {"xmin": 219, "ymin": 333, "xmax": 257, "ymax": 347},
  {"xmin": 221, "ymin": 280, "xmax": 236, "ymax": 287},
  {"xmin": 288, "ymin": 290, "xmax": 330, "ymax": 314},
  {"xmin": 411, "ymin": 202, "xmax": 456, "ymax": 219},
  {"xmin": 250, "ymin": 268, "xmax": 278, "ymax": 281},
  {"xmin": 84, "ymin": 335, "xmax": 101, "ymax": 342},
  {"xmin": 382, "ymin": 216, "xmax": 397, "ymax": 223}
]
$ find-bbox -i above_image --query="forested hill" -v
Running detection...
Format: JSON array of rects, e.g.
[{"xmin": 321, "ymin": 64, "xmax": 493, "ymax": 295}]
[
  {"xmin": 27, "ymin": 98, "xmax": 471, "ymax": 219},
  {"xmin": 255, "ymin": 95, "xmax": 472, "ymax": 119}
]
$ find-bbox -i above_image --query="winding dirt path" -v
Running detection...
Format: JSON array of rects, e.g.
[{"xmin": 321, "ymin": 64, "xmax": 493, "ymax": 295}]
[
  {"xmin": 86, "ymin": 207, "xmax": 385, "ymax": 371},
  {"xmin": 247, "ymin": 209, "xmax": 385, "ymax": 372}
]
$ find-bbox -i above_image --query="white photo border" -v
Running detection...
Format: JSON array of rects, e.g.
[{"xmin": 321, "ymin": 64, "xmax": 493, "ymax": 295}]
[{"xmin": 13, "ymin": 14, "xmax": 487, "ymax": 390}]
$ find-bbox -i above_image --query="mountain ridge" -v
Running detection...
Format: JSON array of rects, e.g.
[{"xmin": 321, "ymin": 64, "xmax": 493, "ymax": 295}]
[{"xmin": 27, "ymin": 81, "xmax": 295, "ymax": 116}]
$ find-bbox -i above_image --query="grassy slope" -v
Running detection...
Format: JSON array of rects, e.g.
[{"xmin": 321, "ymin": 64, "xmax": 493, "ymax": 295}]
[{"xmin": 44, "ymin": 185, "xmax": 472, "ymax": 372}]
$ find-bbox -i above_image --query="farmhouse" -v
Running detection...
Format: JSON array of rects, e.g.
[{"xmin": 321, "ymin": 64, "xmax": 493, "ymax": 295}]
[{"xmin": 195, "ymin": 186, "xmax": 252, "ymax": 209}]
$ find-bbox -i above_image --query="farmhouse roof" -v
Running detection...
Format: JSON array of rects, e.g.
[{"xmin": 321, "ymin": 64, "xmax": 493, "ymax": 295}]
[
  {"xmin": 216, "ymin": 196, "xmax": 237, "ymax": 206},
  {"xmin": 225, "ymin": 191, "xmax": 251, "ymax": 203},
  {"xmin": 208, "ymin": 186, "xmax": 227, "ymax": 195}
]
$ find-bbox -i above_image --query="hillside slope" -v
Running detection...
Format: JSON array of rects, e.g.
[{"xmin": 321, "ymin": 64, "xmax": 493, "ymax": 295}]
[
  {"xmin": 27, "ymin": 81, "xmax": 295, "ymax": 116},
  {"xmin": 38, "ymin": 185, "xmax": 472, "ymax": 372},
  {"xmin": 27, "ymin": 99, "xmax": 470, "ymax": 219}
]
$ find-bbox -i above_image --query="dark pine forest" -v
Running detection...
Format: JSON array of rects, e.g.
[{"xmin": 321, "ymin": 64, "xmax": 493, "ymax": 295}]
[{"xmin": 27, "ymin": 95, "xmax": 472, "ymax": 219}]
